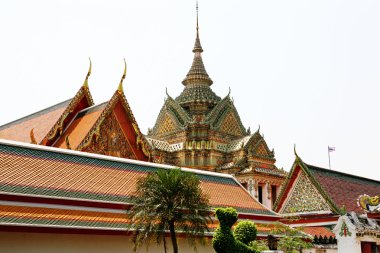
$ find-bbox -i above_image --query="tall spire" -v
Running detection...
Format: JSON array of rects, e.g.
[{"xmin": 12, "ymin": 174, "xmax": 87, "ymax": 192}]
[
  {"xmin": 193, "ymin": 2, "xmax": 203, "ymax": 53},
  {"xmin": 182, "ymin": 2, "xmax": 213, "ymax": 86}
]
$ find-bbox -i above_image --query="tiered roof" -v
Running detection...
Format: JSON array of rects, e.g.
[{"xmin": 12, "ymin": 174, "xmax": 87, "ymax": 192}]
[
  {"xmin": 0, "ymin": 60, "xmax": 150, "ymax": 162},
  {"xmin": 176, "ymin": 7, "xmax": 220, "ymax": 107},
  {"xmin": 0, "ymin": 139, "xmax": 278, "ymax": 233}
]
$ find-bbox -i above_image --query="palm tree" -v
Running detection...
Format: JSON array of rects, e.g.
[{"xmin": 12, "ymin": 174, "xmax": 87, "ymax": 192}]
[{"xmin": 128, "ymin": 168, "xmax": 211, "ymax": 253}]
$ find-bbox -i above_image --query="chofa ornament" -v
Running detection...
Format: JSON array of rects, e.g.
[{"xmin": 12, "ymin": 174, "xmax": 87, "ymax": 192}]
[{"xmin": 358, "ymin": 194, "xmax": 380, "ymax": 212}]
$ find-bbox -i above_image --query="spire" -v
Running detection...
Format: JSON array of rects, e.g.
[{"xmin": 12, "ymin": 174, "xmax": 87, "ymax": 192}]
[
  {"xmin": 118, "ymin": 59, "xmax": 127, "ymax": 92},
  {"xmin": 182, "ymin": 2, "xmax": 213, "ymax": 86},
  {"xmin": 83, "ymin": 58, "xmax": 92, "ymax": 88},
  {"xmin": 193, "ymin": 2, "xmax": 203, "ymax": 53}
]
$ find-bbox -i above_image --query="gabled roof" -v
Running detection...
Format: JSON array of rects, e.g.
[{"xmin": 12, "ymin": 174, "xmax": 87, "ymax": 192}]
[
  {"xmin": 205, "ymin": 95, "xmax": 246, "ymax": 137},
  {"xmin": 41, "ymin": 85, "xmax": 94, "ymax": 146},
  {"xmin": 275, "ymin": 155, "xmax": 380, "ymax": 214},
  {"xmin": 149, "ymin": 95, "xmax": 190, "ymax": 137},
  {"xmin": 54, "ymin": 102, "xmax": 107, "ymax": 149},
  {"xmin": 0, "ymin": 75, "xmax": 94, "ymax": 146},
  {"xmin": 0, "ymin": 139, "xmax": 277, "ymax": 217},
  {"xmin": 0, "ymin": 99, "xmax": 71, "ymax": 144}
]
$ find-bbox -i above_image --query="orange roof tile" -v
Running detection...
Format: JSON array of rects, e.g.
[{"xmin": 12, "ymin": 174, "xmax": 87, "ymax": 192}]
[
  {"xmin": 55, "ymin": 103, "xmax": 106, "ymax": 149},
  {"xmin": 303, "ymin": 226, "xmax": 335, "ymax": 238},
  {"xmin": 0, "ymin": 100, "xmax": 70, "ymax": 143},
  {"xmin": 0, "ymin": 140, "xmax": 276, "ymax": 216},
  {"xmin": 0, "ymin": 204, "xmax": 274, "ymax": 234}
]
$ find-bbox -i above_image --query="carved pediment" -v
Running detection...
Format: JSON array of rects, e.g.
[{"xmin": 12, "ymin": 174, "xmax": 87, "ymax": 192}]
[
  {"xmin": 246, "ymin": 134, "xmax": 274, "ymax": 159},
  {"xmin": 150, "ymin": 97, "xmax": 190, "ymax": 138},
  {"xmin": 219, "ymin": 112, "xmax": 245, "ymax": 136},
  {"xmin": 82, "ymin": 112, "xmax": 137, "ymax": 159},
  {"xmin": 206, "ymin": 97, "xmax": 246, "ymax": 137},
  {"xmin": 154, "ymin": 113, "xmax": 179, "ymax": 137},
  {"xmin": 281, "ymin": 171, "xmax": 331, "ymax": 214}
]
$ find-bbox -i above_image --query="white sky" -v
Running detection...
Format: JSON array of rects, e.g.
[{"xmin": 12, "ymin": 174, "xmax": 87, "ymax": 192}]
[{"xmin": 1, "ymin": 0, "xmax": 379, "ymax": 180}]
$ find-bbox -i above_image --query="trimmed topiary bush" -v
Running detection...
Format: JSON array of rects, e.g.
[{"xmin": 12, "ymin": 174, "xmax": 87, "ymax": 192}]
[
  {"xmin": 212, "ymin": 207, "xmax": 258, "ymax": 253},
  {"xmin": 234, "ymin": 220, "xmax": 257, "ymax": 245}
]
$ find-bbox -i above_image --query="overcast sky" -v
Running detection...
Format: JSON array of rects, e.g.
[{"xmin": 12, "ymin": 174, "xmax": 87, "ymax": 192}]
[{"xmin": 1, "ymin": 0, "xmax": 379, "ymax": 180}]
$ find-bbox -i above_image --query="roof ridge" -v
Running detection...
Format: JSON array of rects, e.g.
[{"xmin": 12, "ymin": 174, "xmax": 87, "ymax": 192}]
[{"xmin": 306, "ymin": 163, "xmax": 380, "ymax": 184}]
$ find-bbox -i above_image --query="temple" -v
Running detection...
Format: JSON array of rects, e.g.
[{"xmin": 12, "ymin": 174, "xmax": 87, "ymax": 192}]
[
  {"xmin": 146, "ymin": 5, "xmax": 286, "ymax": 209},
  {"xmin": 0, "ymin": 60, "xmax": 151, "ymax": 162},
  {"xmin": 274, "ymin": 151, "xmax": 380, "ymax": 253}
]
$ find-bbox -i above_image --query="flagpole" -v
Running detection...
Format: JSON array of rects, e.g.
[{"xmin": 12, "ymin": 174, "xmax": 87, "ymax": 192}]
[{"xmin": 328, "ymin": 147, "xmax": 331, "ymax": 170}]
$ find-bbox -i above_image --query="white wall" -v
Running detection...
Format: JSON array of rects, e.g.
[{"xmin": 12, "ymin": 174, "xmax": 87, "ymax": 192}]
[{"xmin": 0, "ymin": 232, "xmax": 215, "ymax": 253}]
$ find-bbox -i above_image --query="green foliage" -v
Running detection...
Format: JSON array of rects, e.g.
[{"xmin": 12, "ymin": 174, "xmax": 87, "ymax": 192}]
[
  {"xmin": 249, "ymin": 240, "xmax": 269, "ymax": 252},
  {"xmin": 128, "ymin": 168, "xmax": 211, "ymax": 253},
  {"xmin": 212, "ymin": 208, "xmax": 258, "ymax": 253},
  {"xmin": 234, "ymin": 221, "xmax": 257, "ymax": 245},
  {"xmin": 269, "ymin": 222, "xmax": 313, "ymax": 253}
]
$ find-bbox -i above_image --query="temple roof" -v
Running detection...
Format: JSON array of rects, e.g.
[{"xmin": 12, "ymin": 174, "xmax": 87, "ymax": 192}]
[
  {"xmin": 274, "ymin": 156, "xmax": 380, "ymax": 214},
  {"xmin": 54, "ymin": 102, "xmax": 107, "ymax": 149},
  {"xmin": 175, "ymin": 7, "xmax": 222, "ymax": 108},
  {"xmin": 0, "ymin": 99, "xmax": 71, "ymax": 143},
  {"xmin": 0, "ymin": 139, "xmax": 277, "ymax": 216},
  {"xmin": 303, "ymin": 226, "xmax": 335, "ymax": 238},
  {"xmin": 175, "ymin": 84, "xmax": 221, "ymax": 106}
]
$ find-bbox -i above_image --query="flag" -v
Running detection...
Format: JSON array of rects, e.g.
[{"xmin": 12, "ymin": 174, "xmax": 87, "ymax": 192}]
[{"xmin": 328, "ymin": 146, "xmax": 335, "ymax": 152}]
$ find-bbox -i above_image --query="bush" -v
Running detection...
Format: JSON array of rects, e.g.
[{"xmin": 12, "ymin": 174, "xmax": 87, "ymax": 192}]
[
  {"xmin": 234, "ymin": 221, "xmax": 257, "ymax": 245},
  {"xmin": 212, "ymin": 208, "xmax": 258, "ymax": 253},
  {"xmin": 250, "ymin": 240, "xmax": 269, "ymax": 252}
]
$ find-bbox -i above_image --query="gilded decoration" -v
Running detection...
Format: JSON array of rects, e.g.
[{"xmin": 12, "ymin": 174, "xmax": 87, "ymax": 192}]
[
  {"xmin": 282, "ymin": 171, "xmax": 330, "ymax": 213},
  {"xmin": 255, "ymin": 143, "xmax": 269, "ymax": 157},
  {"xmin": 358, "ymin": 194, "xmax": 380, "ymax": 212},
  {"xmin": 82, "ymin": 113, "xmax": 136, "ymax": 159},
  {"xmin": 46, "ymin": 85, "xmax": 94, "ymax": 142},
  {"xmin": 155, "ymin": 113, "xmax": 177, "ymax": 136},
  {"xmin": 219, "ymin": 112, "xmax": 244, "ymax": 136}
]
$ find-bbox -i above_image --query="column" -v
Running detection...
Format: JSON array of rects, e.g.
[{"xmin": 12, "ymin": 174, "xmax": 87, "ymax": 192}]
[{"xmin": 262, "ymin": 182, "xmax": 271, "ymax": 209}]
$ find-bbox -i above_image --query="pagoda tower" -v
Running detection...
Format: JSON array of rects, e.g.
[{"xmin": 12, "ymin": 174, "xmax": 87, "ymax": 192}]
[{"xmin": 146, "ymin": 6, "xmax": 286, "ymax": 209}]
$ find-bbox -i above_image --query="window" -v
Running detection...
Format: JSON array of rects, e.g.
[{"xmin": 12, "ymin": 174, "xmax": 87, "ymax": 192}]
[
  {"xmin": 271, "ymin": 185, "xmax": 277, "ymax": 207},
  {"xmin": 258, "ymin": 186, "xmax": 263, "ymax": 203}
]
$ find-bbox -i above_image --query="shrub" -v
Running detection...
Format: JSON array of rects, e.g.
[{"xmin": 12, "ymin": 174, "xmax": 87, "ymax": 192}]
[
  {"xmin": 234, "ymin": 221, "xmax": 257, "ymax": 245},
  {"xmin": 212, "ymin": 208, "xmax": 258, "ymax": 253}
]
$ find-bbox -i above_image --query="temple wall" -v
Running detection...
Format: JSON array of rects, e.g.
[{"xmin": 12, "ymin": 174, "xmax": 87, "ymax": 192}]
[{"xmin": 0, "ymin": 232, "xmax": 214, "ymax": 253}]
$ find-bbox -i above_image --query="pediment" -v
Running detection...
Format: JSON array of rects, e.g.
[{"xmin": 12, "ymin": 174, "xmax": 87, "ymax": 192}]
[
  {"xmin": 219, "ymin": 111, "xmax": 245, "ymax": 136},
  {"xmin": 245, "ymin": 133, "xmax": 274, "ymax": 159},
  {"xmin": 154, "ymin": 112, "xmax": 180, "ymax": 137},
  {"xmin": 206, "ymin": 96, "xmax": 246, "ymax": 137},
  {"xmin": 150, "ymin": 97, "xmax": 189, "ymax": 137},
  {"xmin": 280, "ymin": 170, "xmax": 332, "ymax": 214},
  {"xmin": 252, "ymin": 141, "xmax": 274, "ymax": 159},
  {"xmin": 81, "ymin": 111, "xmax": 137, "ymax": 159}
]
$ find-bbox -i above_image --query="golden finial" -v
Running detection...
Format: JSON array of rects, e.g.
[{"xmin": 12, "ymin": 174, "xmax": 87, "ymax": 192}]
[
  {"xmin": 83, "ymin": 57, "xmax": 92, "ymax": 88},
  {"xmin": 118, "ymin": 58, "xmax": 127, "ymax": 92},
  {"xmin": 30, "ymin": 128, "xmax": 37, "ymax": 144},
  {"xmin": 294, "ymin": 144, "xmax": 299, "ymax": 158}
]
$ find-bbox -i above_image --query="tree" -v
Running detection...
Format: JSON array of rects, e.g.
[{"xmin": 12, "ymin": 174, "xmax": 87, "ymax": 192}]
[
  {"xmin": 128, "ymin": 168, "xmax": 211, "ymax": 253},
  {"xmin": 269, "ymin": 222, "xmax": 313, "ymax": 253}
]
